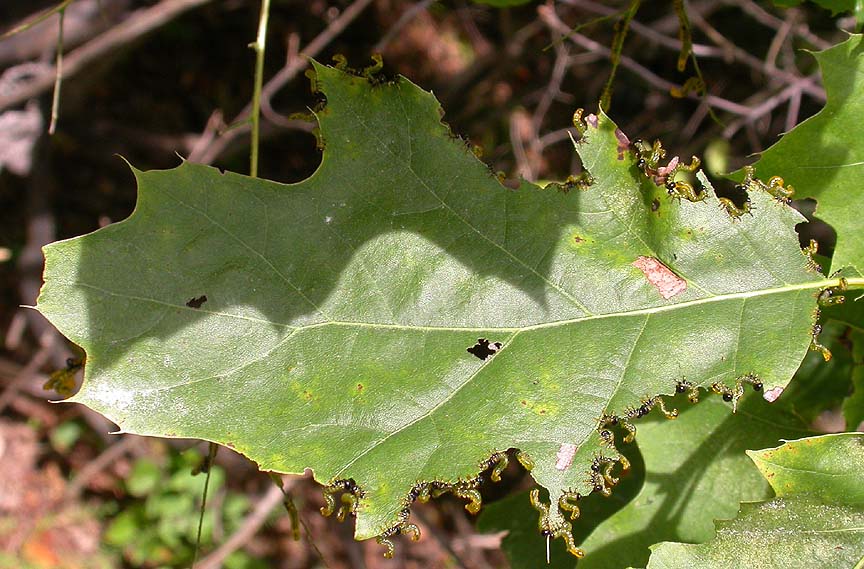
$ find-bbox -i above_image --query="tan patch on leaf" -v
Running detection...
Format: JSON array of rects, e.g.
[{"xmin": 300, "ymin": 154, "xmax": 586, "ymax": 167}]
[
  {"xmin": 763, "ymin": 386, "xmax": 784, "ymax": 403},
  {"xmin": 555, "ymin": 443, "xmax": 577, "ymax": 471},
  {"xmin": 632, "ymin": 256, "xmax": 687, "ymax": 299}
]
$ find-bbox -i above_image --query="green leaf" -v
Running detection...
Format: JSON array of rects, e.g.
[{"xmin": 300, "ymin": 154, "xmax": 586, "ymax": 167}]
[
  {"xmin": 843, "ymin": 330, "xmax": 864, "ymax": 429},
  {"xmin": 811, "ymin": 303, "xmax": 864, "ymax": 430},
  {"xmin": 751, "ymin": 34, "xmax": 864, "ymax": 275},
  {"xmin": 477, "ymin": 440, "xmax": 645, "ymax": 568},
  {"xmin": 575, "ymin": 396, "xmax": 814, "ymax": 568},
  {"xmin": 647, "ymin": 433, "xmax": 864, "ymax": 568},
  {"xmin": 37, "ymin": 61, "xmax": 841, "ymax": 548},
  {"xmin": 747, "ymin": 433, "xmax": 864, "ymax": 503},
  {"xmin": 780, "ymin": 320, "xmax": 855, "ymax": 424},
  {"xmin": 822, "ymin": 294, "xmax": 864, "ymax": 330},
  {"xmin": 646, "ymin": 496, "xmax": 864, "ymax": 569},
  {"xmin": 104, "ymin": 510, "xmax": 142, "ymax": 547},
  {"xmin": 479, "ymin": 392, "xmax": 812, "ymax": 568},
  {"xmin": 127, "ymin": 458, "xmax": 163, "ymax": 497}
]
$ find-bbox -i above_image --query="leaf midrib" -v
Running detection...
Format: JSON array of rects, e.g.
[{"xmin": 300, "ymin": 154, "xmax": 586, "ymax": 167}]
[{"xmin": 71, "ymin": 277, "xmax": 850, "ymax": 333}]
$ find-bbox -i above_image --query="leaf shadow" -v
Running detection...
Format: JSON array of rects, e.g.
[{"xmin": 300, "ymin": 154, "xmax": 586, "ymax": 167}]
[
  {"xmin": 41, "ymin": 63, "xmax": 598, "ymax": 372},
  {"xmin": 574, "ymin": 394, "xmax": 812, "ymax": 568}
]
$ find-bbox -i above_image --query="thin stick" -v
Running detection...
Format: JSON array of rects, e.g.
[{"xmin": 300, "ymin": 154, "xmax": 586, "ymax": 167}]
[
  {"xmin": 600, "ymin": 0, "xmax": 641, "ymax": 111},
  {"xmin": 270, "ymin": 474, "xmax": 331, "ymax": 567},
  {"xmin": 721, "ymin": 76, "xmax": 817, "ymax": 138},
  {"xmin": 374, "ymin": 0, "xmax": 437, "ymax": 52},
  {"xmin": 0, "ymin": 330, "xmax": 56, "ymax": 414},
  {"xmin": 560, "ymin": 0, "xmax": 722, "ymax": 57},
  {"xmin": 583, "ymin": 0, "xmax": 826, "ymax": 102},
  {"xmin": 64, "ymin": 436, "xmax": 138, "ymax": 500},
  {"xmin": 192, "ymin": 442, "xmax": 219, "ymax": 568},
  {"xmin": 0, "ymin": 0, "xmax": 214, "ymax": 112},
  {"xmin": 196, "ymin": 482, "xmax": 286, "ymax": 569},
  {"xmin": 539, "ymin": 6, "xmax": 751, "ymax": 116},
  {"xmin": 0, "ymin": 0, "xmax": 75, "ymax": 40},
  {"xmin": 250, "ymin": 0, "xmax": 271, "ymax": 178},
  {"xmin": 188, "ymin": 0, "xmax": 374, "ymax": 165},
  {"xmin": 49, "ymin": 8, "xmax": 66, "ymax": 135}
]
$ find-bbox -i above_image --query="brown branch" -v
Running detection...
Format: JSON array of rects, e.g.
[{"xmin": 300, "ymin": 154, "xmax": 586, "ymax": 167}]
[
  {"xmin": 559, "ymin": 0, "xmax": 725, "ymax": 58},
  {"xmin": 734, "ymin": 0, "xmax": 832, "ymax": 50},
  {"xmin": 0, "ymin": 330, "xmax": 56, "ymax": 414},
  {"xmin": 721, "ymin": 75, "xmax": 818, "ymax": 138},
  {"xmin": 373, "ymin": 0, "xmax": 437, "ymax": 52},
  {"xmin": 688, "ymin": 8, "xmax": 824, "ymax": 102},
  {"xmin": 764, "ymin": 10, "xmax": 795, "ymax": 72},
  {"xmin": 196, "ymin": 480, "xmax": 290, "ymax": 569},
  {"xmin": 527, "ymin": 17, "xmax": 576, "ymax": 170},
  {"xmin": 785, "ymin": 88, "xmax": 802, "ymax": 133},
  {"xmin": 510, "ymin": 108, "xmax": 536, "ymax": 180},
  {"xmin": 560, "ymin": 0, "xmax": 825, "ymax": 103},
  {"xmin": 63, "ymin": 435, "xmax": 140, "ymax": 501},
  {"xmin": 0, "ymin": 0, "xmax": 214, "ymax": 112},
  {"xmin": 538, "ymin": 4, "xmax": 752, "ymax": 116},
  {"xmin": 0, "ymin": 0, "xmax": 76, "ymax": 41}
]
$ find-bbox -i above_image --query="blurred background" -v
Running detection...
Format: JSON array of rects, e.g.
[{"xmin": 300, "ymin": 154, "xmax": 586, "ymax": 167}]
[{"xmin": 0, "ymin": 1, "xmax": 856, "ymax": 567}]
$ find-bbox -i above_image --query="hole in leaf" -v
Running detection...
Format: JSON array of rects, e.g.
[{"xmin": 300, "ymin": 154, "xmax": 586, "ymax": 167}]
[
  {"xmin": 467, "ymin": 338, "xmax": 502, "ymax": 360},
  {"xmin": 793, "ymin": 199, "xmax": 836, "ymax": 257},
  {"xmin": 713, "ymin": 178, "xmax": 749, "ymax": 209},
  {"xmin": 186, "ymin": 295, "xmax": 207, "ymax": 308}
]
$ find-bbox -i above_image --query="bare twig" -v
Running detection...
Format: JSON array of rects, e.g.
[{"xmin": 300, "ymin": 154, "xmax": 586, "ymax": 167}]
[
  {"xmin": 0, "ymin": 0, "xmax": 76, "ymax": 40},
  {"xmin": 528, "ymin": 18, "xmax": 575, "ymax": 167},
  {"xmin": 187, "ymin": 110, "xmax": 225, "ymax": 160},
  {"xmin": 249, "ymin": 0, "xmax": 272, "ymax": 178},
  {"xmin": 259, "ymin": 33, "xmax": 298, "ymax": 128},
  {"xmin": 531, "ymin": 31, "xmax": 571, "ymax": 135},
  {"xmin": 195, "ymin": 478, "xmax": 294, "ymax": 569},
  {"xmin": 4, "ymin": 312, "xmax": 27, "ymax": 351},
  {"xmin": 733, "ymin": 0, "xmax": 832, "ymax": 50},
  {"xmin": 539, "ymin": 4, "xmax": 752, "ymax": 116},
  {"xmin": 537, "ymin": 126, "xmax": 578, "ymax": 149},
  {"xmin": 721, "ymin": 75, "xmax": 818, "ymax": 138},
  {"xmin": 0, "ymin": 330, "xmax": 56, "ymax": 414},
  {"xmin": 0, "ymin": 0, "xmax": 214, "ymax": 112},
  {"xmin": 691, "ymin": 13, "xmax": 824, "ymax": 103},
  {"xmin": 188, "ymin": 0, "xmax": 375, "ymax": 166},
  {"xmin": 411, "ymin": 507, "xmax": 472, "ymax": 569},
  {"xmin": 785, "ymin": 88, "xmax": 802, "ymax": 132},
  {"xmin": 559, "ymin": 0, "xmax": 724, "ymax": 58},
  {"xmin": 510, "ymin": 108, "xmax": 535, "ymax": 180},
  {"xmin": 682, "ymin": 96, "xmax": 712, "ymax": 140},
  {"xmin": 561, "ymin": 0, "xmax": 826, "ymax": 103},
  {"xmin": 63, "ymin": 435, "xmax": 139, "ymax": 500},
  {"xmin": 447, "ymin": 502, "xmax": 494, "ymax": 569},
  {"xmin": 765, "ymin": 10, "xmax": 795, "ymax": 72},
  {"xmin": 374, "ymin": 0, "xmax": 438, "ymax": 52},
  {"xmin": 48, "ymin": 7, "xmax": 66, "ymax": 134}
]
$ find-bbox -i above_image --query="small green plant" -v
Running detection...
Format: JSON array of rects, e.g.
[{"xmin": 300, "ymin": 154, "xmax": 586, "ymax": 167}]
[{"xmin": 103, "ymin": 448, "xmax": 265, "ymax": 569}]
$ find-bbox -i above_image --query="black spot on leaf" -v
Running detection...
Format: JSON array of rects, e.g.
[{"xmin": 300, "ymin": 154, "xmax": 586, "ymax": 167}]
[
  {"xmin": 467, "ymin": 338, "xmax": 502, "ymax": 360},
  {"xmin": 186, "ymin": 295, "xmax": 207, "ymax": 308}
]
